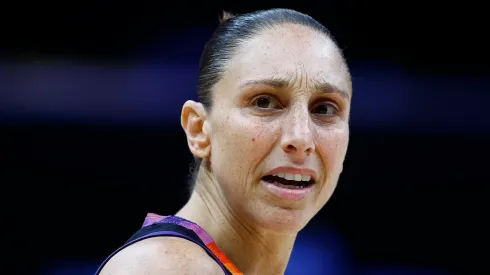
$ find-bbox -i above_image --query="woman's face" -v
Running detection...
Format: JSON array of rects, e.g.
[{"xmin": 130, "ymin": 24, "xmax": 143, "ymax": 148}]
[{"xmin": 205, "ymin": 24, "xmax": 351, "ymax": 232}]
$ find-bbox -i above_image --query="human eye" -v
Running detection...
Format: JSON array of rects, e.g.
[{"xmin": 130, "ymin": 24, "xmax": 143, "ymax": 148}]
[
  {"xmin": 310, "ymin": 102, "xmax": 339, "ymax": 117},
  {"xmin": 251, "ymin": 95, "xmax": 282, "ymax": 110}
]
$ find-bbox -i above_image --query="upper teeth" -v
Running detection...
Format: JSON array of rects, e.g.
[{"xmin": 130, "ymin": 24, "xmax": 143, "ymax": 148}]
[{"xmin": 273, "ymin": 173, "xmax": 311, "ymax": 182}]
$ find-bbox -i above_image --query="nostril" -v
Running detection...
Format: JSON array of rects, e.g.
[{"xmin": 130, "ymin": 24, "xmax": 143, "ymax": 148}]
[{"xmin": 286, "ymin": 144, "xmax": 296, "ymax": 151}]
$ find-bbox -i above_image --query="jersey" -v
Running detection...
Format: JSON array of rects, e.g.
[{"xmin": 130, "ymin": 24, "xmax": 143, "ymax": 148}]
[{"xmin": 95, "ymin": 213, "xmax": 243, "ymax": 275}]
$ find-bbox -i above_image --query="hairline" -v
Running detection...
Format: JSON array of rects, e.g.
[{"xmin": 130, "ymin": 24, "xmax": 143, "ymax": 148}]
[{"xmin": 205, "ymin": 23, "xmax": 342, "ymax": 112}]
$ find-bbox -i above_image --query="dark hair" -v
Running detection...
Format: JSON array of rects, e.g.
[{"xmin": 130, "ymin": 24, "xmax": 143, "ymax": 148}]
[{"xmin": 188, "ymin": 8, "xmax": 343, "ymax": 191}]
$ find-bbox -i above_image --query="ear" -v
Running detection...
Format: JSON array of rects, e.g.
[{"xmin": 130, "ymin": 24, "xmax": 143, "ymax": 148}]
[{"xmin": 181, "ymin": 100, "xmax": 211, "ymax": 159}]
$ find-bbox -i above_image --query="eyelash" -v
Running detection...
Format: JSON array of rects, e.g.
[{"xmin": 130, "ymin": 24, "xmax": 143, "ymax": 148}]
[
  {"xmin": 251, "ymin": 95, "xmax": 282, "ymax": 110},
  {"xmin": 310, "ymin": 102, "xmax": 339, "ymax": 116},
  {"xmin": 250, "ymin": 95, "xmax": 340, "ymax": 116}
]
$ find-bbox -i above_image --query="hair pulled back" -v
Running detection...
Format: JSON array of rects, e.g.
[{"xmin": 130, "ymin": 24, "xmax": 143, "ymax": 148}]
[{"xmin": 189, "ymin": 9, "xmax": 340, "ymax": 190}]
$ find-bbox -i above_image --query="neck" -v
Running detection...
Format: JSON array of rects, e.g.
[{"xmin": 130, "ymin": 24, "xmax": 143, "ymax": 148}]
[{"xmin": 177, "ymin": 169, "xmax": 297, "ymax": 275}]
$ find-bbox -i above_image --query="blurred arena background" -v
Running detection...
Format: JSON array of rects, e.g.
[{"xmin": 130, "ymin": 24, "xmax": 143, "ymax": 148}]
[{"xmin": 2, "ymin": 2, "xmax": 488, "ymax": 274}]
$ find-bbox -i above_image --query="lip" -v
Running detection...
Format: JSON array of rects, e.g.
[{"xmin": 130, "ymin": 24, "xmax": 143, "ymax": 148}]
[
  {"xmin": 261, "ymin": 166, "xmax": 318, "ymax": 201},
  {"xmin": 264, "ymin": 166, "xmax": 318, "ymax": 182},
  {"xmin": 261, "ymin": 179, "xmax": 314, "ymax": 201}
]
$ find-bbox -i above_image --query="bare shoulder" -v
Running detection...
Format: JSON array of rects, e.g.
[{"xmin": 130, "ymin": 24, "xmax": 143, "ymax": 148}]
[{"xmin": 99, "ymin": 237, "xmax": 225, "ymax": 275}]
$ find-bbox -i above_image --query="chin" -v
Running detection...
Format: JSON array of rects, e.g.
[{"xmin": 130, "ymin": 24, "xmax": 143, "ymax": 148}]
[{"xmin": 250, "ymin": 203, "xmax": 314, "ymax": 233}]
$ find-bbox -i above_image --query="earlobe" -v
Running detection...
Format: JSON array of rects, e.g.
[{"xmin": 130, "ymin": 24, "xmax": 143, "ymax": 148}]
[{"xmin": 181, "ymin": 100, "xmax": 211, "ymax": 159}]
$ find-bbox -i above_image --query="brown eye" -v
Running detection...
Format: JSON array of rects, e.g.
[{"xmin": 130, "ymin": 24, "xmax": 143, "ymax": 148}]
[
  {"xmin": 252, "ymin": 96, "xmax": 281, "ymax": 109},
  {"xmin": 257, "ymin": 97, "xmax": 271, "ymax": 108},
  {"xmin": 312, "ymin": 103, "xmax": 336, "ymax": 115}
]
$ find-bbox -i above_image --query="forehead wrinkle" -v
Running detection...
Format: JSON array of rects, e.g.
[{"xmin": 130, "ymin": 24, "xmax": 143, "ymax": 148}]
[
  {"xmin": 284, "ymin": 73, "xmax": 351, "ymax": 100},
  {"xmin": 238, "ymin": 70, "xmax": 350, "ymax": 100}
]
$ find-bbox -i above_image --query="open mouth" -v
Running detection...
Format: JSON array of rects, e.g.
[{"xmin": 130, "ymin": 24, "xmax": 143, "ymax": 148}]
[{"xmin": 261, "ymin": 174, "xmax": 315, "ymax": 189}]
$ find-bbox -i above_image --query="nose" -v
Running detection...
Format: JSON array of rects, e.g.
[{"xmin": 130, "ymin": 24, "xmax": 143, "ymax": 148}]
[{"xmin": 281, "ymin": 109, "xmax": 315, "ymax": 161}]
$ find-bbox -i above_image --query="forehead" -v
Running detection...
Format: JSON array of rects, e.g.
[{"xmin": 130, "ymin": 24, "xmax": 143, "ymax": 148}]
[{"xmin": 221, "ymin": 24, "xmax": 351, "ymax": 94}]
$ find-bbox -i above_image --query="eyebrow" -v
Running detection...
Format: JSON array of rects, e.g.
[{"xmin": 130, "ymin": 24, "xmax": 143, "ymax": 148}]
[{"xmin": 239, "ymin": 77, "xmax": 350, "ymax": 100}]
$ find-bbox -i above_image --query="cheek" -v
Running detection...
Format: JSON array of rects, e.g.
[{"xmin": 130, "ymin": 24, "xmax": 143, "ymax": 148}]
[
  {"xmin": 212, "ymin": 112, "xmax": 279, "ymax": 169},
  {"xmin": 317, "ymin": 127, "xmax": 349, "ymax": 170}
]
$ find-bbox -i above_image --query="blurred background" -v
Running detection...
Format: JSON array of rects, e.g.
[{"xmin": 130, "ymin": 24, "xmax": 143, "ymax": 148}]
[{"xmin": 2, "ymin": 2, "xmax": 488, "ymax": 274}]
